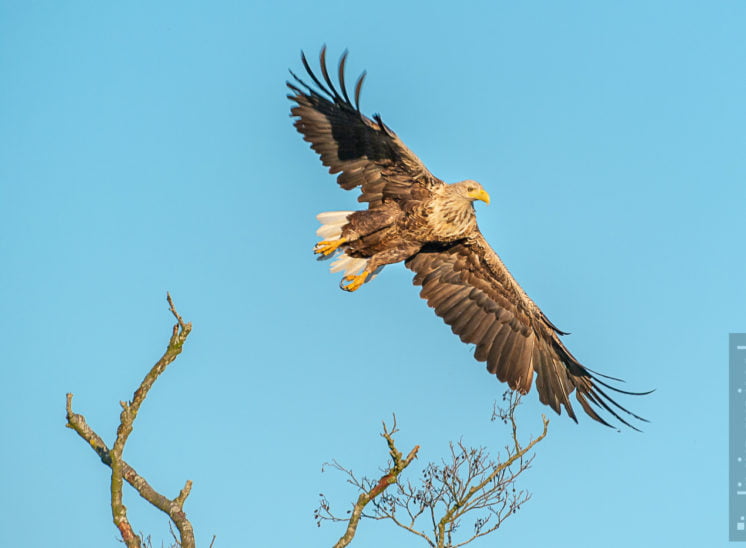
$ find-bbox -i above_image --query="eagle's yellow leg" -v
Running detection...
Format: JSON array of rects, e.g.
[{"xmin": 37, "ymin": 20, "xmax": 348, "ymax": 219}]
[
  {"xmin": 340, "ymin": 271, "xmax": 370, "ymax": 292},
  {"xmin": 315, "ymin": 238, "xmax": 347, "ymax": 256}
]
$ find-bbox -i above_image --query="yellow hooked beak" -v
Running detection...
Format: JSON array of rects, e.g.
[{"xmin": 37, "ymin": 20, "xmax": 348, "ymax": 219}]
[{"xmin": 468, "ymin": 188, "xmax": 491, "ymax": 205}]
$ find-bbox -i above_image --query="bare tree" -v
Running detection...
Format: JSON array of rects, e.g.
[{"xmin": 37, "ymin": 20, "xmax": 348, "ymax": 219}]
[
  {"xmin": 65, "ymin": 294, "xmax": 211, "ymax": 548},
  {"xmin": 64, "ymin": 295, "xmax": 546, "ymax": 548},
  {"xmin": 315, "ymin": 392, "xmax": 549, "ymax": 548}
]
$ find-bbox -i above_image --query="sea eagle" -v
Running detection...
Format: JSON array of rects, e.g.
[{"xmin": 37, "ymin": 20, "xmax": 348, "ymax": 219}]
[{"xmin": 288, "ymin": 47, "xmax": 649, "ymax": 430}]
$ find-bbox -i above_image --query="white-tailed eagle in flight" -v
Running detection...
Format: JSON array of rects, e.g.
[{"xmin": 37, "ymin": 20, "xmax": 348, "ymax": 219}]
[{"xmin": 288, "ymin": 47, "xmax": 650, "ymax": 430}]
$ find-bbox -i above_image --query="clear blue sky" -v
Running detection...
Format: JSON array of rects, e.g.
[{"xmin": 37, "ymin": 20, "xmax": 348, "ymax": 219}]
[{"xmin": 2, "ymin": 2, "xmax": 744, "ymax": 547}]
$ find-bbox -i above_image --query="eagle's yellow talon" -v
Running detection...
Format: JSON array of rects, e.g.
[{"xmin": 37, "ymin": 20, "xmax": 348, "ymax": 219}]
[
  {"xmin": 315, "ymin": 238, "xmax": 346, "ymax": 256},
  {"xmin": 340, "ymin": 271, "xmax": 369, "ymax": 292}
]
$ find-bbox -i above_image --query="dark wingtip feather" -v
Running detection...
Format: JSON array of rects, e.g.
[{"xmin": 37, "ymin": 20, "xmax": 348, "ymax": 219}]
[
  {"xmin": 287, "ymin": 69, "xmax": 314, "ymax": 95},
  {"xmin": 583, "ymin": 365, "xmax": 628, "ymax": 383},
  {"xmin": 300, "ymin": 49, "xmax": 333, "ymax": 98},
  {"xmin": 590, "ymin": 381, "xmax": 650, "ymax": 423},
  {"xmin": 319, "ymin": 45, "xmax": 342, "ymax": 102},
  {"xmin": 572, "ymin": 371, "xmax": 649, "ymax": 430},
  {"xmin": 575, "ymin": 392, "xmax": 617, "ymax": 430},
  {"xmin": 338, "ymin": 49, "xmax": 352, "ymax": 105},
  {"xmin": 286, "ymin": 77, "xmax": 304, "ymax": 96},
  {"xmin": 585, "ymin": 389, "xmax": 642, "ymax": 432},
  {"xmin": 373, "ymin": 113, "xmax": 393, "ymax": 137},
  {"xmin": 594, "ymin": 376, "xmax": 656, "ymax": 397},
  {"xmin": 354, "ymin": 70, "xmax": 367, "ymax": 112},
  {"xmin": 555, "ymin": 338, "xmax": 650, "ymax": 429}
]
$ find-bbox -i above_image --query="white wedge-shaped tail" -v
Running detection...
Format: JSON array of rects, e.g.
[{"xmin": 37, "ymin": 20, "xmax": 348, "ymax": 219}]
[{"xmin": 316, "ymin": 211, "xmax": 352, "ymax": 241}]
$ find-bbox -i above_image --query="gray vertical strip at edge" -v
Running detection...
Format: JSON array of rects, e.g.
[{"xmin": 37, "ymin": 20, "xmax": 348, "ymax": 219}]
[{"xmin": 730, "ymin": 334, "xmax": 746, "ymax": 541}]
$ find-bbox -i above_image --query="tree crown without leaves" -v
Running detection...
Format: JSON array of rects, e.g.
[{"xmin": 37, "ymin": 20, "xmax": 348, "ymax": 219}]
[{"xmin": 316, "ymin": 392, "xmax": 549, "ymax": 548}]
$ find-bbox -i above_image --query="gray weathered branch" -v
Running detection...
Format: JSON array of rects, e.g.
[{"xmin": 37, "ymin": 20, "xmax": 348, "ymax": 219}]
[{"xmin": 66, "ymin": 293, "xmax": 196, "ymax": 548}]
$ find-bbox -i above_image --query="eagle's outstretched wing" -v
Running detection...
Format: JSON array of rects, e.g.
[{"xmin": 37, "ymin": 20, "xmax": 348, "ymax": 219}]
[
  {"xmin": 287, "ymin": 46, "xmax": 443, "ymax": 207},
  {"xmin": 406, "ymin": 233, "xmax": 651, "ymax": 430}
]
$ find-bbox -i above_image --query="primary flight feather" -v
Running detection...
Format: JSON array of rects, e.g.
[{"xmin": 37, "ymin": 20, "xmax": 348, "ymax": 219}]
[{"xmin": 288, "ymin": 47, "xmax": 649, "ymax": 430}]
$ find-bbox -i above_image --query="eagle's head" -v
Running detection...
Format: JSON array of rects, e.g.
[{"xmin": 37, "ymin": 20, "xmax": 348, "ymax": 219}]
[{"xmin": 453, "ymin": 180, "xmax": 491, "ymax": 205}]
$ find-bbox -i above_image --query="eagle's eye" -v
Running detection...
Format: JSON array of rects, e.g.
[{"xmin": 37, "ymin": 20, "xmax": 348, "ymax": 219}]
[{"xmin": 467, "ymin": 186, "xmax": 475, "ymax": 192}]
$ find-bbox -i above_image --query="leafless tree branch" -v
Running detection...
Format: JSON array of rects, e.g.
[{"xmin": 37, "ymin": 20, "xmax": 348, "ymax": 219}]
[
  {"xmin": 315, "ymin": 415, "xmax": 420, "ymax": 548},
  {"xmin": 65, "ymin": 293, "xmax": 197, "ymax": 548}
]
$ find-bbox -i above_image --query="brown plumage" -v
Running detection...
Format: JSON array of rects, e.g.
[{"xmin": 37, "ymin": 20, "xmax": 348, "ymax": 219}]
[{"xmin": 288, "ymin": 46, "xmax": 650, "ymax": 430}]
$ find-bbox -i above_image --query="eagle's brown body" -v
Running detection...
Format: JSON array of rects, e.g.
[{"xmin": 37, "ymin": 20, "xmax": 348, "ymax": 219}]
[
  {"xmin": 339, "ymin": 181, "xmax": 482, "ymax": 273},
  {"xmin": 288, "ymin": 47, "xmax": 649, "ymax": 429}
]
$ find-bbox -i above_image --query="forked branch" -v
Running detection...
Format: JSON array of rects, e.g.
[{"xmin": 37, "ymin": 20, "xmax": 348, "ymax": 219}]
[
  {"xmin": 316, "ymin": 416, "xmax": 420, "ymax": 548},
  {"xmin": 65, "ymin": 293, "xmax": 196, "ymax": 548}
]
